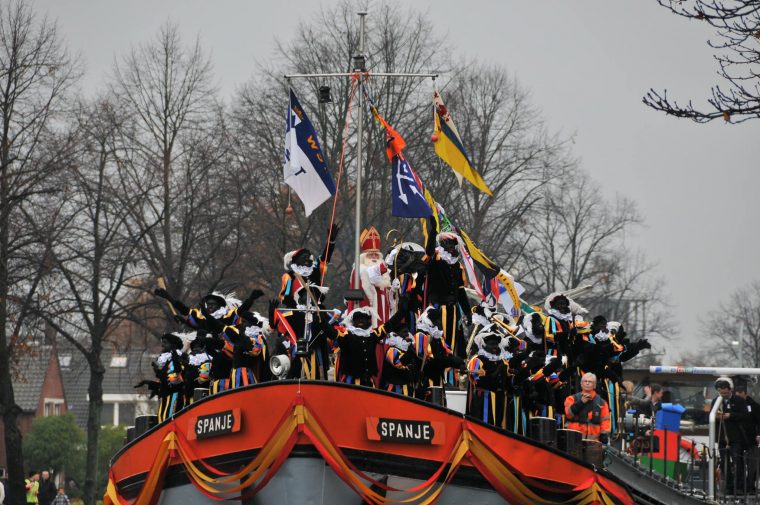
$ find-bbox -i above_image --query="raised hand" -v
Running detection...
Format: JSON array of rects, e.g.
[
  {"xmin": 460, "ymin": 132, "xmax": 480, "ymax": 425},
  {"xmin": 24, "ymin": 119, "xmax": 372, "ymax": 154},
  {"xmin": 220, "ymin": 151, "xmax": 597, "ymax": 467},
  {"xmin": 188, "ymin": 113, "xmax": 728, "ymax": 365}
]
[
  {"xmin": 268, "ymin": 298, "xmax": 280, "ymax": 322},
  {"xmin": 154, "ymin": 288, "xmax": 171, "ymax": 300},
  {"xmin": 329, "ymin": 223, "xmax": 340, "ymax": 240}
]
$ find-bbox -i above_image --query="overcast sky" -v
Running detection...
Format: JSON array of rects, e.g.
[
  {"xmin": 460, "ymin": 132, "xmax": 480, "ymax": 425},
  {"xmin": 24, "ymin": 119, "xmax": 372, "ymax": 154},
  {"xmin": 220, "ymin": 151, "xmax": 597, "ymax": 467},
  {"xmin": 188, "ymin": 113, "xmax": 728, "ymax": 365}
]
[{"xmin": 31, "ymin": 0, "xmax": 760, "ymax": 359}]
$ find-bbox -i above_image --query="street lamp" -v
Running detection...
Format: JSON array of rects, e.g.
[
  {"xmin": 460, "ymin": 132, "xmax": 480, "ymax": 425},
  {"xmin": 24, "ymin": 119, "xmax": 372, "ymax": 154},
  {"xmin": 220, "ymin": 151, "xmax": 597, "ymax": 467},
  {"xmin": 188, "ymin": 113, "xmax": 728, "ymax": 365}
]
[{"xmin": 732, "ymin": 337, "xmax": 744, "ymax": 369}]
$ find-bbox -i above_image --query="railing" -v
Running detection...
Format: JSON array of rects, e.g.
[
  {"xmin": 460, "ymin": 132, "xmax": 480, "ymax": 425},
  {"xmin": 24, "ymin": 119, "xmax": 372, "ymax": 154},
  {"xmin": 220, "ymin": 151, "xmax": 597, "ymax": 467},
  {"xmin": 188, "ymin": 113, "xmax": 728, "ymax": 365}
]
[
  {"xmin": 709, "ymin": 396, "xmax": 722, "ymax": 500},
  {"xmin": 610, "ymin": 400, "xmax": 760, "ymax": 504}
]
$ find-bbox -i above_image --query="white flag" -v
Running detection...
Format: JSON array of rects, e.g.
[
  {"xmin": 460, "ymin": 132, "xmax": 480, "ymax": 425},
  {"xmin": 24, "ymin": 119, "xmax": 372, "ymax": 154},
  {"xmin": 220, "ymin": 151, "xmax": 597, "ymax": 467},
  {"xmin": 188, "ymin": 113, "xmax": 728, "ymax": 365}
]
[{"xmin": 283, "ymin": 89, "xmax": 335, "ymax": 216}]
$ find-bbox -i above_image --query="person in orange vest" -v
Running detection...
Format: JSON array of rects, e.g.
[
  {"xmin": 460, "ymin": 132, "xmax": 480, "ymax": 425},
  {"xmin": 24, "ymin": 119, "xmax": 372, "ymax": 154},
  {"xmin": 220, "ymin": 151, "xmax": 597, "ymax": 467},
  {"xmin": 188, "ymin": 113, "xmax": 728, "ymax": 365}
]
[{"xmin": 564, "ymin": 372, "xmax": 611, "ymax": 443}]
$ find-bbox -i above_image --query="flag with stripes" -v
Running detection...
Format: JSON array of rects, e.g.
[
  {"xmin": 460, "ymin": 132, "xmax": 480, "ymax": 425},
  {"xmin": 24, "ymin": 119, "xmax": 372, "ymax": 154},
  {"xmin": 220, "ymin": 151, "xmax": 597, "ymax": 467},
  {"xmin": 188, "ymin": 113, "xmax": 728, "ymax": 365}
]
[{"xmin": 433, "ymin": 90, "xmax": 493, "ymax": 196}]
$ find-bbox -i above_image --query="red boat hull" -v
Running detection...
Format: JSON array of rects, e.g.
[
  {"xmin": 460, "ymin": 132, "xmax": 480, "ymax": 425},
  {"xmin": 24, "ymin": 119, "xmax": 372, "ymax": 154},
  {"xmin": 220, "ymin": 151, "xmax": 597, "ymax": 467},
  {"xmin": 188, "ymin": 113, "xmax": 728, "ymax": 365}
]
[{"xmin": 106, "ymin": 381, "xmax": 633, "ymax": 505}]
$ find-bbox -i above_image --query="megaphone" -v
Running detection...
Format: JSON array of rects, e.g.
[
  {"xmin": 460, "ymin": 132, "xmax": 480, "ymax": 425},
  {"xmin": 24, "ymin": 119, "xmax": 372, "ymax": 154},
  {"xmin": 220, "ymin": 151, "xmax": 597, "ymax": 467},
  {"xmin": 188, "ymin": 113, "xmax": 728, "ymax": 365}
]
[{"xmin": 270, "ymin": 354, "xmax": 291, "ymax": 379}]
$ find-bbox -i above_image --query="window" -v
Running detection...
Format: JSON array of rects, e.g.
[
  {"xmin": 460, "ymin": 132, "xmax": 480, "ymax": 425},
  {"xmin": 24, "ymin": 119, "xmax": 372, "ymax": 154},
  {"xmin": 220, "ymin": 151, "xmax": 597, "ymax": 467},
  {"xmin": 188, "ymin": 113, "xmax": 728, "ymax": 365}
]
[
  {"xmin": 101, "ymin": 402, "xmax": 114, "ymax": 424},
  {"xmin": 110, "ymin": 355, "xmax": 127, "ymax": 368},
  {"xmin": 43, "ymin": 398, "xmax": 64, "ymax": 417},
  {"xmin": 58, "ymin": 355, "xmax": 71, "ymax": 369},
  {"xmin": 119, "ymin": 402, "xmax": 136, "ymax": 426}
]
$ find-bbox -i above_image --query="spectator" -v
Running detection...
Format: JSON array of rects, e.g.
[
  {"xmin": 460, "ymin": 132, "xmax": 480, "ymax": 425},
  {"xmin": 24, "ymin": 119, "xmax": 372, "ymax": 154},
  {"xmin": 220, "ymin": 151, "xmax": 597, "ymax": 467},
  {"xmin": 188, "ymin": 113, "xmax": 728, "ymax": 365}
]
[
  {"xmin": 734, "ymin": 381, "xmax": 760, "ymax": 492},
  {"xmin": 660, "ymin": 389, "xmax": 673, "ymax": 405},
  {"xmin": 713, "ymin": 377, "xmax": 753, "ymax": 495},
  {"xmin": 50, "ymin": 488, "xmax": 69, "ymax": 505},
  {"xmin": 37, "ymin": 471, "xmax": 55, "ymax": 505},
  {"xmin": 25, "ymin": 471, "xmax": 39, "ymax": 505},
  {"xmin": 648, "ymin": 383, "xmax": 664, "ymax": 416},
  {"xmin": 564, "ymin": 372, "xmax": 611, "ymax": 443},
  {"xmin": 626, "ymin": 382, "xmax": 662, "ymax": 418}
]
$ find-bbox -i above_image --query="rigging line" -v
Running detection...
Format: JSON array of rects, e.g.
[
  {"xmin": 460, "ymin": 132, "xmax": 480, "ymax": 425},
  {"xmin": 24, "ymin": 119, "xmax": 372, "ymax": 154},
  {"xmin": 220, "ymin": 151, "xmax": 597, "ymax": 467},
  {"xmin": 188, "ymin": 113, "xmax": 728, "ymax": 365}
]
[{"xmin": 321, "ymin": 73, "xmax": 359, "ymax": 284}]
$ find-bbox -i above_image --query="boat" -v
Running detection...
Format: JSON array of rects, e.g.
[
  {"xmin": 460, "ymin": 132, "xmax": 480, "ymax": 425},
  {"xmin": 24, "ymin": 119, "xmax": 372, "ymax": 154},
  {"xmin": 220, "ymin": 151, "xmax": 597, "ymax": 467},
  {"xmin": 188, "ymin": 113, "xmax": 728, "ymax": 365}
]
[{"xmin": 105, "ymin": 380, "xmax": 634, "ymax": 505}]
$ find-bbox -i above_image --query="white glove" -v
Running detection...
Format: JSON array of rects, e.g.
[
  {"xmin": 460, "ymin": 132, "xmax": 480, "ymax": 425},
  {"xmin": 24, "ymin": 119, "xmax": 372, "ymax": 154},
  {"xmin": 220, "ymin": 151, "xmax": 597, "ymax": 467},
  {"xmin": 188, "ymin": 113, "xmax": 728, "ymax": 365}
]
[{"xmin": 385, "ymin": 248, "xmax": 399, "ymax": 267}]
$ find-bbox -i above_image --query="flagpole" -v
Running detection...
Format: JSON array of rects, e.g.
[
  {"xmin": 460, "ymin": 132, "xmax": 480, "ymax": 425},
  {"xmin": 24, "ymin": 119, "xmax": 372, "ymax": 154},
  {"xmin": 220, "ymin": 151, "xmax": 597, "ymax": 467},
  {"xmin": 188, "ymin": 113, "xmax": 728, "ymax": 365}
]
[
  {"xmin": 283, "ymin": 11, "xmax": 438, "ymax": 303},
  {"xmin": 353, "ymin": 11, "xmax": 367, "ymax": 292}
]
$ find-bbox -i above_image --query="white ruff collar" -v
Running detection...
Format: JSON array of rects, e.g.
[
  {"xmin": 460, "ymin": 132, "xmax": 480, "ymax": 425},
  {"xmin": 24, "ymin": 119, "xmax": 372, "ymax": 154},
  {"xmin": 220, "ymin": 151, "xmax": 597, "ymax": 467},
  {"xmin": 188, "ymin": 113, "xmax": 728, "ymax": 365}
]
[
  {"xmin": 291, "ymin": 264, "xmax": 315, "ymax": 277},
  {"xmin": 472, "ymin": 313, "xmax": 490, "ymax": 328},
  {"xmin": 245, "ymin": 326, "xmax": 263, "ymax": 338},
  {"xmin": 548, "ymin": 308, "xmax": 573, "ymax": 322},
  {"xmin": 210, "ymin": 307, "xmax": 228, "ymax": 319},
  {"xmin": 188, "ymin": 352, "xmax": 210, "ymax": 366},
  {"xmin": 478, "ymin": 348, "xmax": 511, "ymax": 361},
  {"xmin": 156, "ymin": 350, "xmax": 179, "ymax": 368},
  {"xmin": 522, "ymin": 324, "xmax": 543, "ymax": 345},
  {"xmin": 593, "ymin": 330, "xmax": 610, "ymax": 342},
  {"xmin": 435, "ymin": 247, "xmax": 459, "ymax": 265},
  {"xmin": 346, "ymin": 324, "xmax": 372, "ymax": 337},
  {"xmin": 385, "ymin": 334, "xmax": 411, "ymax": 351},
  {"xmin": 417, "ymin": 319, "xmax": 443, "ymax": 339}
]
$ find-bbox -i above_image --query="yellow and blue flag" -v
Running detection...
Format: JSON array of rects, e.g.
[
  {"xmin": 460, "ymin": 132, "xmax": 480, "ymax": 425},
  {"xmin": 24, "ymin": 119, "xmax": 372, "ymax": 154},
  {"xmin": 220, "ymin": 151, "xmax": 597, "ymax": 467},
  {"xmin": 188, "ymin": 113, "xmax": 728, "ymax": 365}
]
[
  {"xmin": 432, "ymin": 90, "xmax": 493, "ymax": 196},
  {"xmin": 458, "ymin": 228, "xmax": 523, "ymax": 315}
]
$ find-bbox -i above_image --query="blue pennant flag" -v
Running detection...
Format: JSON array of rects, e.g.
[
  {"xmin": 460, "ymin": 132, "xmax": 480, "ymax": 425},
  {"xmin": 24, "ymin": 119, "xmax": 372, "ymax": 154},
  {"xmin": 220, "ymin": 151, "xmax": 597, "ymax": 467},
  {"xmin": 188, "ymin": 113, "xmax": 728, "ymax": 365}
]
[
  {"xmin": 391, "ymin": 154, "xmax": 432, "ymax": 218},
  {"xmin": 284, "ymin": 89, "xmax": 336, "ymax": 216}
]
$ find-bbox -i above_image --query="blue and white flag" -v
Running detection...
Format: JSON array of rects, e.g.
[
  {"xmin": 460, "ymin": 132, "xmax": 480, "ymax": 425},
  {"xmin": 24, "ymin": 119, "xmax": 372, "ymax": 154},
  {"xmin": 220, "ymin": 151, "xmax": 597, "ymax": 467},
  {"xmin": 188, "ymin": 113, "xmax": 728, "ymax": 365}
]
[
  {"xmin": 391, "ymin": 154, "xmax": 432, "ymax": 218},
  {"xmin": 284, "ymin": 89, "xmax": 336, "ymax": 216}
]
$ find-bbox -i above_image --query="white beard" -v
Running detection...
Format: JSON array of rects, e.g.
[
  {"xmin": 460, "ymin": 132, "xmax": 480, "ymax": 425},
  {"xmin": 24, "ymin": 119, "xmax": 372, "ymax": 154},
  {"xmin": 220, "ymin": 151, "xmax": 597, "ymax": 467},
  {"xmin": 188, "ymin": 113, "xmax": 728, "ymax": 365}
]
[
  {"xmin": 291, "ymin": 263, "xmax": 315, "ymax": 277},
  {"xmin": 435, "ymin": 247, "xmax": 459, "ymax": 265},
  {"xmin": 362, "ymin": 260, "xmax": 391, "ymax": 289}
]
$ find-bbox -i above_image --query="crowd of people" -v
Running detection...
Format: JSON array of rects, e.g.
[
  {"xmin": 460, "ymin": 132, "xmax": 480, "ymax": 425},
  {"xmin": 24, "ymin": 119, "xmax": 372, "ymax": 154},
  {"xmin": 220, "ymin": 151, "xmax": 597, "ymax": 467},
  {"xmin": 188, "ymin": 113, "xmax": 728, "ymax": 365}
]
[
  {"xmin": 713, "ymin": 377, "xmax": 760, "ymax": 495},
  {"xmin": 4, "ymin": 471, "xmax": 72, "ymax": 505},
  {"xmin": 137, "ymin": 222, "xmax": 651, "ymax": 442}
]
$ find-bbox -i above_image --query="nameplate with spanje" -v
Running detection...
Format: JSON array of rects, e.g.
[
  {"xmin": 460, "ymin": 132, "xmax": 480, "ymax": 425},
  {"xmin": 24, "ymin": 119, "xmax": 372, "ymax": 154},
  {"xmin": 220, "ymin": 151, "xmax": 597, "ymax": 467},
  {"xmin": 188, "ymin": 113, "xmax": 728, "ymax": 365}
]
[
  {"xmin": 187, "ymin": 408, "xmax": 242, "ymax": 440},
  {"xmin": 366, "ymin": 417, "xmax": 445, "ymax": 445}
]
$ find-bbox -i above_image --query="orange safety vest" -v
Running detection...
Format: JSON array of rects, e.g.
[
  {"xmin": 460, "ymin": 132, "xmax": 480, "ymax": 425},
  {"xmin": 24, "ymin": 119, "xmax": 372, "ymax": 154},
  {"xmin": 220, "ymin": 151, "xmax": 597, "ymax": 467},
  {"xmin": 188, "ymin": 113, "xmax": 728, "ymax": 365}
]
[{"xmin": 564, "ymin": 391, "xmax": 611, "ymax": 440}]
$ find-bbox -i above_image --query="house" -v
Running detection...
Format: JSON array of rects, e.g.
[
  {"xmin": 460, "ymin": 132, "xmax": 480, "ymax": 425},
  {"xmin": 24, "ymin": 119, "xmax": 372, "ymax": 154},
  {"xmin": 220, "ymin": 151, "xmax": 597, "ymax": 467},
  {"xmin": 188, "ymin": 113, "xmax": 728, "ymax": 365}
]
[
  {"xmin": 0, "ymin": 343, "xmax": 67, "ymax": 471},
  {"xmin": 58, "ymin": 345, "xmax": 157, "ymax": 428}
]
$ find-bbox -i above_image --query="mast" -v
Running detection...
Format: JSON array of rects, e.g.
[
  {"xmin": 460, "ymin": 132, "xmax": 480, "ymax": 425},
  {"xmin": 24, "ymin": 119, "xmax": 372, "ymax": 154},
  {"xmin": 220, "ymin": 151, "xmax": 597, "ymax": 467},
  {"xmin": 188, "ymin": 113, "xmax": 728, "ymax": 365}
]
[
  {"xmin": 285, "ymin": 12, "xmax": 438, "ymax": 300},
  {"xmin": 353, "ymin": 12, "xmax": 366, "ymax": 290}
]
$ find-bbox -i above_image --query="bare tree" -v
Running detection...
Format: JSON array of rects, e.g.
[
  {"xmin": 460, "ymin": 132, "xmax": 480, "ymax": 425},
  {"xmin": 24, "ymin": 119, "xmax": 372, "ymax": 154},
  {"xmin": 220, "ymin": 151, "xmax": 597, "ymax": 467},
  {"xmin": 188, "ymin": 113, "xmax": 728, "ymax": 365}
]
[
  {"xmin": 230, "ymin": 0, "xmax": 454, "ymax": 294},
  {"xmin": 230, "ymin": 1, "xmax": 572, "ymax": 300},
  {"xmin": 428, "ymin": 65, "xmax": 573, "ymax": 269},
  {"xmin": 522, "ymin": 170, "xmax": 642, "ymax": 292},
  {"xmin": 519, "ymin": 170, "xmax": 674, "ymax": 347},
  {"xmin": 0, "ymin": 2, "xmax": 79, "ymax": 502},
  {"xmin": 644, "ymin": 0, "xmax": 760, "ymax": 123},
  {"xmin": 698, "ymin": 280, "xmax": 760, "ymax": 368},
  {"xmin": 33, "ymin": 98, "xmax": 148, "ymax": 505},
  {"xmin": 110, "ymin": 22, "xmax": 250, "ymax": 315}
]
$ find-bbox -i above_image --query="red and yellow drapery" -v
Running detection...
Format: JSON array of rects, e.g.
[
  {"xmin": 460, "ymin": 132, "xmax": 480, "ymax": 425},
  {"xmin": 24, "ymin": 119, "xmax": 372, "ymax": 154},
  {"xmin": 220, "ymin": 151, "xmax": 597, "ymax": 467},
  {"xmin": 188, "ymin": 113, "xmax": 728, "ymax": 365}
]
[{"xmin": 105, "ymin": 393, "xmax": 631, "ymax": 505}]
